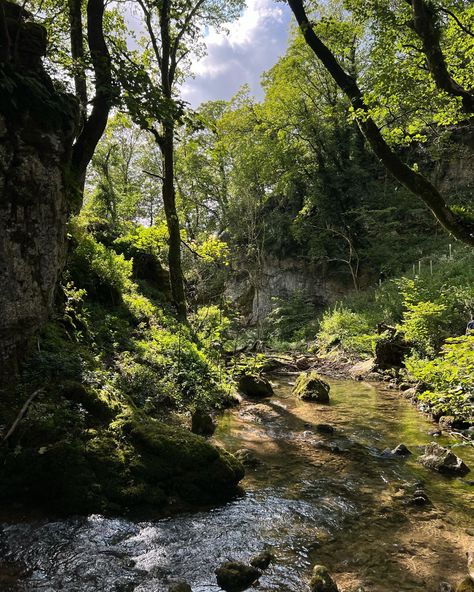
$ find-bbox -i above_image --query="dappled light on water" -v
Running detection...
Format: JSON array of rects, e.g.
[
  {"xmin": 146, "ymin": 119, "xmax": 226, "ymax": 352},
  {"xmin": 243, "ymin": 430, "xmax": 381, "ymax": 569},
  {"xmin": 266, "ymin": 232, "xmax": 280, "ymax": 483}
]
[{"xmin": 1, "ymin": 378, "xmax": 473, "ymax": 591}]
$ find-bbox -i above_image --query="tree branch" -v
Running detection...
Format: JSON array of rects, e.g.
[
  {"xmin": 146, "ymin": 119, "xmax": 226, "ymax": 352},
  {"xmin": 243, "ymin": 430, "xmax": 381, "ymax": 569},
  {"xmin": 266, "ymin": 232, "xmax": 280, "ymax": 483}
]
[
  {"xmin": 287, "ymin": 0, "xmax": 474, "ymax": 246},
  {"xmin": 407, "ymin": 0, "xmax": 474, "ymax": 113},
  {"xmin": 71, "ymin": 0, "xmax": 113, "ymax": 194}
]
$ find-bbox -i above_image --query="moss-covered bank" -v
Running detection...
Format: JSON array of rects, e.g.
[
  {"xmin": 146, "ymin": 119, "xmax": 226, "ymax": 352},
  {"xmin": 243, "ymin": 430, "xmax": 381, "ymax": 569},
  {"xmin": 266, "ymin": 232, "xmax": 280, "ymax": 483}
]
[{"xmin": 0, "ymin": 220, "xmax": 244, "ymax": 515}]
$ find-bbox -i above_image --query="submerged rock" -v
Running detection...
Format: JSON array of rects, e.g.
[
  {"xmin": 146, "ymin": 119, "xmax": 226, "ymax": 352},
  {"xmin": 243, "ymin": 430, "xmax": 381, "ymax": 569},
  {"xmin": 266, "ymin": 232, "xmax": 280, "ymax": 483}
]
[
  {"xmin": 191, "ymin": 409, "xmax": 216, "ymax": 437},
  {"xmin": 419, "ymin": 443, "xmax": 470, "ymax": 476},
  {"xmin": 310, "ymin": 565, "xmax": 339, "ymax": 592},
  {"xmin": 234, "ymin": 448, "xmax": 261, "ymax": 468},
  {"xmin": 237, "ymin": 374, "xmax": 274, "ymax": 398},
  {"xmin": 250, "ymin": 549, "xmax": 274, "ymax": 570},
  {"xmin": 392, "ymin": 443, "xmax": 412, "ymax": 456},
  {"xmin": 169, "ymin": 583, "xmax": 192, "ymax": 592},
  {"xmin": 292, "ymin": 371, "xmax": 330, "ymax": 403},
  {"xmin": 215, "ymin": 561, "xmax": 261, "ymax": 592},
  {"xmin": 315, "ymin": 424, "xmax": 335, "ymax": 435}
]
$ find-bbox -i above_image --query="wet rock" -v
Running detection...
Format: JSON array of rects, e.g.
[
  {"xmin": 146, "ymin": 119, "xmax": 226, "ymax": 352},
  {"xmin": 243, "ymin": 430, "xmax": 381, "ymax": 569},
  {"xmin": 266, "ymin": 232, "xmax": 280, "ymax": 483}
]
[
  {"xmin": 392, "ymin": 443, "xmax": 412, "ymax": 456},
  {"xmin": 169, "ymin": 583, "xmax": 192, "ymax": 592},
  {"xmin": 439, "ymin": 416, "xmax": 469, "ymax": 431},
  {"xmin": 234, "ymin": 448, "xmax": 261, "ymax": 468},
  {"xmin": 237, "ymin": 374, "xmax": 274, "ymax": 398},
  {"xmin": 191, "ymin": 409, "xmax": 216, "ymax": 437},
  {"xmin": 250, "ymin": 550, "xmax": 274, "ymax": 570},
  {"xmin": 455, "ymin": 577, "xmax": 474, "ymax": 592},
  {"xmin": 428, "ymin": 429, "xmax": 442, "ymax": 437},
  {"xmin": 402, "ymin": 387, "xmax": 417, "ymax": 400},
  {"xmin": 292, "ymin": 371, "xmax": 330, "ymax": 403},
  {"xmin": 315, "ymin": 424, "xmax": 335, "ymax": 435},
  {"xmin": 419, "ymin": 443, "xmax": 470, "ymax": 476},
  {"xmin": 313, "ymin": 441, "xmax": 343, "ymax": 453},
  {"xmin": 215, "ymin": 561, "xmax": 261, "ymax": 592},
  {"xmin": 309, "ymin": 565, "xmax": 339, "ymax": 592},
  {"xmin": 408, "ymin": 488, "xmax": 431, "ymax": 506}
]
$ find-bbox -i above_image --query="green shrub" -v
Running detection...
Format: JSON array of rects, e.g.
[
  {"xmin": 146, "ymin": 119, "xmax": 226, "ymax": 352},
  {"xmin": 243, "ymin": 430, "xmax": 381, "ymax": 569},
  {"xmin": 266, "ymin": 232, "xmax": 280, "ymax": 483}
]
[
  {"xmin": 265, "ymin": 290, "xmax": 318, "ymax": 343},
  {"xmin": 317, "ymin": 305, "xmax": 377, "ymax": 357},
  {"xmin": 406, "ymin": 336, "xmax": 474, "ymax": 421}
]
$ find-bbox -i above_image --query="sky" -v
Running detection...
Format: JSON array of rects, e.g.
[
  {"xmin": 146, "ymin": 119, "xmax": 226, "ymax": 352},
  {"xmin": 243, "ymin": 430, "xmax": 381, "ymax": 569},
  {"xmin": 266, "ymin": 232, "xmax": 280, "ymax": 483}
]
[{"xmin": 181, "ymin": 0, "xmax": 292, "ymax": 107}]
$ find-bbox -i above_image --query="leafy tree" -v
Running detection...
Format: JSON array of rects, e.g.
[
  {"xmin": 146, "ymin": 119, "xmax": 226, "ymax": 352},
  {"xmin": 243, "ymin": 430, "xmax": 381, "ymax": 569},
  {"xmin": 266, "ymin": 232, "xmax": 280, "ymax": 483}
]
[
  {"xmin": 114, "ymin": 0, "xmax": 242, "ymax": 320},
  {"xmin": 286, "ymin": 0, "xmax": 474, "ymax": 246}
]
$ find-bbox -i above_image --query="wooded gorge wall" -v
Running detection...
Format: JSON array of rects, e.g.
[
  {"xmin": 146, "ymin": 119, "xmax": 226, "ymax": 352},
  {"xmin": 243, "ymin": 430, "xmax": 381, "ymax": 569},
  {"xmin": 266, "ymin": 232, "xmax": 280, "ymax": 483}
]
[{"xmin": 0, "ymin": 2, "xmax": 78, "ymax": 380}]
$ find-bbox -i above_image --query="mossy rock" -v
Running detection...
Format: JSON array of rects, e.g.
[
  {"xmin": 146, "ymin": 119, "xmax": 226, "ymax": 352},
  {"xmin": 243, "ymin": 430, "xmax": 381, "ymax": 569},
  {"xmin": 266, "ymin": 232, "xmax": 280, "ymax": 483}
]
[
  {"xmin": 456, "ymin": 577, "xmax": 474, "ymax": 592},
  {"xmin": 0, "ymin": 398, "xmax": 244, "ymax": 514},
  {"xmin": 292, "ymin": 371, "xmax": 330, "ymax": 403},
  {"xmin": 310, "ymin": 565, "xmax": 339, "ymax": 592},
  {"xmin": 215, "ymin": 562, "xmax": 261, "ymax": 592}
]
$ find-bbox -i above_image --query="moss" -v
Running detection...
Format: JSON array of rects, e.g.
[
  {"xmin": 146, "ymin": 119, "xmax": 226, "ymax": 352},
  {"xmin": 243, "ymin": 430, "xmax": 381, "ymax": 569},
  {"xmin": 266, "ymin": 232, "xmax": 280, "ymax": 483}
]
[
  {"xmin": 0, "ymin": 392, "xmax": 244, "ymax": 514},
  {"xmin": 292, "ymin": 371, "xmax": 330, "ymax": 403}
]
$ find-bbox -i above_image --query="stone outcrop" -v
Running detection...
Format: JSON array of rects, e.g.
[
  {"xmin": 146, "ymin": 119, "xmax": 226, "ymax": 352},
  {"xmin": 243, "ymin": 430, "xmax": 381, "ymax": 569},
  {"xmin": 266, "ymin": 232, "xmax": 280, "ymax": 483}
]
[{"xmin": 0, "ymin": 1, "xmax": 78, "ymax": 380}]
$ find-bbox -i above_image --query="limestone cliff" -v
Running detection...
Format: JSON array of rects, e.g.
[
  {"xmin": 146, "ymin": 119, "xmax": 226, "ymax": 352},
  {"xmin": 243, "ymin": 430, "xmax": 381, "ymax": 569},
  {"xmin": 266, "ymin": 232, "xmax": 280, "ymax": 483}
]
[{"xmin": 0, "ymin": 1, "xmax": 78, "ymax": 379}]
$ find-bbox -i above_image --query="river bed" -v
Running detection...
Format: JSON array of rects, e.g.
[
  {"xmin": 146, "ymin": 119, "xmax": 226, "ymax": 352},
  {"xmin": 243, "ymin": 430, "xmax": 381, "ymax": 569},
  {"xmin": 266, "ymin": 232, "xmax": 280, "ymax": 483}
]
[{"xmin": 1, "ymin": 377, "xmax": 473, "ymax": 591}]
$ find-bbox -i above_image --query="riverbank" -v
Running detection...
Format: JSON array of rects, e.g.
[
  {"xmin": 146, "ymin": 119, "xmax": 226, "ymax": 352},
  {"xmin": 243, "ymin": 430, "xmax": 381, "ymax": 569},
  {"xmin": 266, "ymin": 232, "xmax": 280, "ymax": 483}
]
[{"xmin": 1, "ymin": 376, "xmax": 472, "ymax": 592}]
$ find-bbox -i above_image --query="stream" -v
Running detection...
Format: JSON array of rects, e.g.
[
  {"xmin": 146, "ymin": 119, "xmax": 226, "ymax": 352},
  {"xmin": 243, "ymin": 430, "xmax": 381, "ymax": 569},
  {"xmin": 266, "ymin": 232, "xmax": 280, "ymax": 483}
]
[{"xmin": 0, "ymin": 377, "xmax": 473, "ymax": 592}]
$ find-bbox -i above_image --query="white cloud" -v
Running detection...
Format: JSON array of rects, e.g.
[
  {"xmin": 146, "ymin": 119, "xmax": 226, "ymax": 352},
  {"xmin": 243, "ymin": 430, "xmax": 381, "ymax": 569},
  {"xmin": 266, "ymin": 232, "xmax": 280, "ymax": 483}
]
[{"xmin": 181, "ymin": 0, "xmax": 292, "ymax": 107}]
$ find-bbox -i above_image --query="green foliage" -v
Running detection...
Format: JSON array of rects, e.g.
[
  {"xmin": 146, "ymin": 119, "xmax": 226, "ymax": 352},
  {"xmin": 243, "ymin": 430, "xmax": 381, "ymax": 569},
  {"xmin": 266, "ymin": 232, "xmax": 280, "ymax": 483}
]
[
  {"xmin": 406, "ymin": 337, "xmax": 474, "ymax": 421},
  {"xmin": 317, "ymin": 305, "xmax": 377, "ymax": 358},
  {"xmin": 265, "ymin": 290, "xmax": 318, "ymax": 343}
]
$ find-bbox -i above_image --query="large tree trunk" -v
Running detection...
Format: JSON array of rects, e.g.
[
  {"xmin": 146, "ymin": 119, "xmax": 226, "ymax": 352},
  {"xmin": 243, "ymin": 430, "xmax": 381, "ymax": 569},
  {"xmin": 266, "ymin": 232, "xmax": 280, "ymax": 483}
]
[
  {"xmin": 0, "ymin": 4, "xmax": 79, "ymax": 381},
  {"xmin": 162, "ymin": 124, "xmax": 187, "ymax": 320}
]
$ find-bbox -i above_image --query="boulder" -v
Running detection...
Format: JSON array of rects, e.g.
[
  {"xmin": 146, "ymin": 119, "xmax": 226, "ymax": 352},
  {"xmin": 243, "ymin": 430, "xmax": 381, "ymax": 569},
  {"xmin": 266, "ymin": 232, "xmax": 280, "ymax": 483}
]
[
  {"xmin": 310, "ymin": 565, "xmax": 339, "ymax": 592},
  {"xmin": 292, "ymin": 371, "xmax": 330, "ymax": 403},
  {"xmin": 215, "ymin": 562, "xmax": 261, "ymax": 592},
  {"xmin": 250, "ymin": 550, "xmax": 274, "ymax": 570},
  {"xmin": 191, "ymin": 409, "xmax": 216, "ymax": 437},
  {"xmin": 349, "ymin": 358, "xmax": 376, "ymax": 380},
  {"xmin": 419, "ymin": 443, "xmax": 470, "ymax": 476},
  {"xmin": 237, "ymin": 374, "xmax": 274, "ymax": 398}
]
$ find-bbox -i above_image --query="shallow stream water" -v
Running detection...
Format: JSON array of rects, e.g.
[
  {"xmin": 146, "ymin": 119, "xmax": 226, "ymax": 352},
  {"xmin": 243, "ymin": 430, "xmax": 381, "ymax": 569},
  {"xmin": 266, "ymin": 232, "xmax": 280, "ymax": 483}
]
[{"xmin": 1, "ymin": 377, "xmax": 473, "ymax": 592}]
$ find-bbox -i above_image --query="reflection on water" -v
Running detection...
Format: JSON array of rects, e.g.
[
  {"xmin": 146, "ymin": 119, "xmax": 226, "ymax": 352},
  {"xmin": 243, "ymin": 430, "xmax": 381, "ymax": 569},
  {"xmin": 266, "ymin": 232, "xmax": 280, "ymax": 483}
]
[{"xmin": 1, "ymin": 378, "xmax": 473, "ymax": 592}]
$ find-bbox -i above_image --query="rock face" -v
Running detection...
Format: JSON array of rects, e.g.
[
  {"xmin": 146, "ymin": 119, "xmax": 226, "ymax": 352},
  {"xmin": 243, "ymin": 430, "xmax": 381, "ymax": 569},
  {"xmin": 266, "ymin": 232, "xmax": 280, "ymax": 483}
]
[
  {"xmin": 237, "ymin": 374, "xmax": 274, "ymax": 398},
  {"xmin": 215, "ymin": 562, "xmax": 261, "ymax": 592},
  {"xmin": 0, "ymin": 2, "xmax": 78, "ymax": 380},
  {"xmin": 309, "ymin": 565, "xmax": 339, "ymax": 592},
  {"xmin": 293, "ymin": 371, "xmax": 330, "ymax": 403},
  {"xmin": 419, "ymin": 443, "xmax": 470, "ymax": 476}
]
